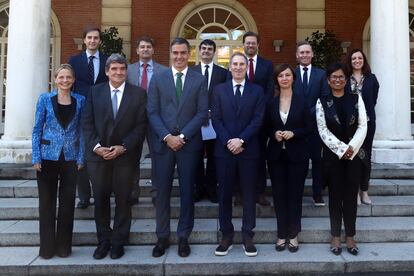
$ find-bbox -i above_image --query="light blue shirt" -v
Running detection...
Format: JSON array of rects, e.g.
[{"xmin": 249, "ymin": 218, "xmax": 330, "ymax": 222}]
[{"xmin": 86, "ymin": 50, "xmax": 100, "ymax": 83}]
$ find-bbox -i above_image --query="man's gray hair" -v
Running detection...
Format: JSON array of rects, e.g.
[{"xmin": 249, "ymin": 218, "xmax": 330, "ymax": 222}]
[
  {"xmin": 105, "ymin": 53, "xmax": 128, "ymax": 72},
  {"xmin": 230, "ymin": 52, "xmax": 248, "ymax": 65}
]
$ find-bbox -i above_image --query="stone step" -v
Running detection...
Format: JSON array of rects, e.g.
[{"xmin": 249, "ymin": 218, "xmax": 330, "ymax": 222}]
[
  {"xmin": 2, "ymin": 178, "xmax": 414, "ymax": 198},
  {"xmin": 1, "ymin": 243, "xmax": 414, "ymax": 275},
  {"xmin": 1, "ymin": 195, "xmax": 414, "ymax": 220},
  {"xmin": 2, "ymin": 162, "xmax": 414, "ymax": 180},
  {"xmin": 1, "ymin": 217, "xmax": 413, "ymax": 246}
]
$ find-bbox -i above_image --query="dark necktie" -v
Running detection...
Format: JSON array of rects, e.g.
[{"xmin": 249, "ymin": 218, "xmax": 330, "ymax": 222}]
[
  {"xmin": 141, "ymin": 63, "xmax": 148, "ymax": 90},
  {"xmin": 204, "ymin": 64, "xmax": 209, "ymax": 89},
  {"xmin": 176, "ymin": 72, "xmax": 183, "ymax": 101},
  {"xmin": 235, "ymin": 84, "xmax": 242, "ymax": 109},
  {"xmin": 112, "ymin": 89, "xmax": 119, "ymax": 118},
  {"xmin": 88, "ymin": 55, "xmax": 95, "ymax": 84},
  {"xmin": 248, "ymin": 58, "xmax": 254, "ymax": 83},
  {"xmin": 302, "ymin": 66, "xmax": 309, "ymax": 93}
]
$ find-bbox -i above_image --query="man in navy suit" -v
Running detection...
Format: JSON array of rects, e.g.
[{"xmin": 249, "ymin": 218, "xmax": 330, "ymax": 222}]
[
  {"xmin": 212, "ymin": 52, "xmax": 265, "ymax": 257},
  {"xmin": 82, "ymin": 54, "xmax": 147, "ymax": 260},
  {"xmin": 293, "ymin": 41, "xmax": 329, "ymax": 206},
  {"xmin": 191, "ymin": 39, "xmax": 228, "ymax": 203},
  {"xmin": 127, "ymin": 36, "xmax": 167, "ymax": 206},
  {"xmin": 69, "ymin": 27, "xmax": 109, "ymax": 209},
  {"xmin": 147, "ymin": 37, "xmax": 208, "ymax": 258},
  {"xmin": 242, "ymin": 31, "xmax": 274, "ymax": 206}
]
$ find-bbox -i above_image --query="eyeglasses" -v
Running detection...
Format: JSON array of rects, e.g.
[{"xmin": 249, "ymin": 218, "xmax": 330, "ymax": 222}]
[{"xmin": 330, "ymin": 75, "xmax": 346, "ymax": 81}]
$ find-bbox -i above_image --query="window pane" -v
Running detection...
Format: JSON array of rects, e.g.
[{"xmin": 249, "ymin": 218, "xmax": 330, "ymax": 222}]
[
  {"xmin": 182, "ymin": 25, "xmax": 198, "ymax": 39},
  {"xmin": 217, "ymin": 46, "xmax": 230, "ymax": 68},
  {"xmin": 188, "ymin": 45, "xmax": 196, "ymax": 66},
  {"xmin": 225, "ymin": 14, "xmax": 242, "ymax": 29},
  {"xmin": 231, "ymin": 30, "xmax": 245, "ymax": 41},
  {"xmin": 187, "ymin": 13, "xmax": 203, "ymax": 30},
  {"xmin": 0, "ymin": 10, "xmax": 8, "ymax": 28},
  {"xmin": 215, "ymin": 8, "xmax": 230, "ymax": 25},
  {"xmin": 199, "ymin": 8, "xmax": 214, "ymax": 24},
  {"xmin": 200, "ymin": 26, "xmax": 228, "ymax": 40}
]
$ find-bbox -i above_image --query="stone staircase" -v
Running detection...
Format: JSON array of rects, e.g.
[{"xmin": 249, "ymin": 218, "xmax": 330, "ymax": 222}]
[{"xmin": 0, "ymin": 162, "xmax": 414, "ymax": 275}]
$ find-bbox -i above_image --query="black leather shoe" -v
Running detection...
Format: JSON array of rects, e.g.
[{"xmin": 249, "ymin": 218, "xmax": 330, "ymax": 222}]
[
  {"xmin": 347, "ymin": 246, "xmax": 359, "ymax": 256},
  {"xmin": 178, "ymin": 238, "xmax": 191, "ymax": 257},
  {"xmin": 93, "ymin": 241, "xmax": 110, "ymax": 259},
  {"xmin": 76, "ymin": 200, "xmax": 90, "ymax": 209},
  {"xmin": 110, "ymin": 245, "xmax": 125, "ymax": 259},
  {"xmin": 330, "ymin": 246, "xmax": 342, "ymax": 256},
  {"xmin": 56, "ymin": 248, "xmax": 71, "ymax": 258},
  {"xmin": 275, "ymin": 239, "xmax": 286, "ymax": 252},
  {"xmin": 152, "ymin": 238, "xmax": 169, "ymax": 257},
  {"xmin": 208, "ymin": 193, "xmax": 219, "ymax": 204}
]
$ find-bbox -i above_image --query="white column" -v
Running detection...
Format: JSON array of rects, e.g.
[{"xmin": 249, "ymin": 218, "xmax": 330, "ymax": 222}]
[
  {"xmin": 371, "ymin": 0, "xmax": 414, "ymax": 163},
  {"xmin": 0, "ymin": 0, "xmax": 51, "ymax": 163}
]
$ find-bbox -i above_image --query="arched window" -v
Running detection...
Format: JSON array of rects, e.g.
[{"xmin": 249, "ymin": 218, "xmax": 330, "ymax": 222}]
[
  {"xmin": 177, "ymin": 4, "xmax": 254, "ymax": 68},
  {"xmin": 0, "ymin": 3, "xmax": 60, "ymax": 133}
]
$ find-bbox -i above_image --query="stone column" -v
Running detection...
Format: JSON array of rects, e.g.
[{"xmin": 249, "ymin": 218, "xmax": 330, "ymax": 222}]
[
  {"xmin": 371, "ymin": 0, "xmax": 414, "ymax": 163},
  {"xmin": 0, "ymin": 0, "xmax": 51, "ymax": 163}
]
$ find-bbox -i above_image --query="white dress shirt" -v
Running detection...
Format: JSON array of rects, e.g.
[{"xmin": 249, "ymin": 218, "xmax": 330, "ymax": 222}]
[
  {"xmin": 232, "ymin": 79, "xmax": 246, "ymax": 95},
  {"xmin": 200, "ymin": 61, "xmax": 213, "ymax": 89},
  {"xmin": 299, "ymin": 64, "xmax": 312, "ymax": 83}
]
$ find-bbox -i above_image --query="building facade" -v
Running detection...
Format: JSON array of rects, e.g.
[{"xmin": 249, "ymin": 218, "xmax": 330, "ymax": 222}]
[{"xmin": 0, "ymin": 0, "xmax": 413, "ymax": 163}]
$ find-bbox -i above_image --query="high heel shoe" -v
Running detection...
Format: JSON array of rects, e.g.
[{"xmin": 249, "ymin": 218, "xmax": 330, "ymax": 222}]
[
  {"xmin": 275, "ymin": 239, "xmax": 286, "ymax": 252},
  {"xmin": 330, "ymin": 236, "xmax": 341, "ymax": 256},
  {"xmin": 288, "ymin": 237, "xmax": 299, "ymax": 253},
  {"xmin": 347, "ymin": 246, "xmax": 359, "ymax": 255},
  {"xmin": 330, "ymin": 246, "xmax": 342, "ymax": 255}
]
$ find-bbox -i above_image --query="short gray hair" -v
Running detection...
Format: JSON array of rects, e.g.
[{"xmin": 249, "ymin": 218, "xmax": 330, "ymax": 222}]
[
  {"xmin": 105, "ymin": 53, "xmax": 128, "ymax": 72},
  {"xmin": 230, "ymin": 52, "xmax": 248, "ymax": 65}
]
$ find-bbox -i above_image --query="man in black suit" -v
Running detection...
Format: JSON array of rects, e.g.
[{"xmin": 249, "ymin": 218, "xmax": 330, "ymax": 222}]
[
  {"xmin": 191, "ymin": 39, "xmax": 228, "ymax": 203},
  {"xmin": 83, "ymin": 54, "xmax": 147, "ymax": 260},
  {"xmin": 212, "ymin": 52, "xmax": 266, "ymax": 257},
  {"xmin": 242, "ymin": 31, "xmax": 274, "ymax": 206},
  {"xmin": 147, "ymin": 38, "xmax": 208, "ymax": 258},
  {"xmin": 69, "ymin": 27, "xmax": 109, "ymax": 209},
  {"xmin": 293, "ymin": 41, "xmax": 329, "ymax": 207}
]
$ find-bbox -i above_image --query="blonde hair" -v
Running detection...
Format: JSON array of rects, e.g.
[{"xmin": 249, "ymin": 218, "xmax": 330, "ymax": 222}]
[{"xmin": 54, "ymin": 64, "xmax": 75, "ymax": 79}]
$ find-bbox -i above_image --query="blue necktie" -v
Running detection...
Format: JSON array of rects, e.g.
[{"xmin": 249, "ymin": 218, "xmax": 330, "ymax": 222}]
[
  {"xmin": 302, "ymin": 67, "xmax": 308, "ymax": 93},
  {"xmin": 112, "ymin": 89, "xmax": 119, "ymax": 118}
]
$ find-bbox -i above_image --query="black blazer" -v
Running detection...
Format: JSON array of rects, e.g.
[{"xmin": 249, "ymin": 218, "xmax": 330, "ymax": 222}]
[
  {"xmin": 345, "ymin": 72, "xmax": 379, "ymax": 122},
  {"xmin": 294, "ymin": 66, "xmax": 329, "ymax": 116},
  {"xmin": 69, "ymin": 51, "xmax": 109, "ymax": 97},
  {"xmin": 191, "ymin": 64, "xmax": 228, "ymax": 108},
  {"xmin": 265, "ymin": 91, "xmax": 312, "ymax": 162},
  {"xmin": 250, "ymin": 56, "xmax": 274, "ymax": 101},
  {"xmin": 82, "ymin": 82, "xmax": 147, "ymax": 164}
]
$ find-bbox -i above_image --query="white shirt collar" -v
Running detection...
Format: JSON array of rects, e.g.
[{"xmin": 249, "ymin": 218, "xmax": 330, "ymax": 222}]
[
  {"xmin": 232, "ymin": 79, "xmax": 246, "ymax": 88},
  {"xmin": 109, "ymin": 81, "xmax": 126, "ymax": 94},
  {"xmin": 200, "ymin": 61, "xmax": 214, "ymax": 68},
  {"xmin": 247, "ymin": 54, "xmax": 257, "ymax": 63},
  {"xmin": 172, "ymin": 66, "xmax": 188, "ymax": 77},
  {"xmin": 140, "ymin": 59, "xmax": 153, "ymax": 67},
  {"xmin": 300, "ymin": 64, "xmax": 312, "ymax": 71}
]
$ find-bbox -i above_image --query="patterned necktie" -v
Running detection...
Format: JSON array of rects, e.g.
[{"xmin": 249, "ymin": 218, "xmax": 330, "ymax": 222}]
[
  {"xmin": 248, "ymin": 58, "xmax": 254, "ymax": 83},
  {"xmin": 112, "ymin": 89, "xmax": 119, "ymax": 118},
  {"xmin": 176, "ymin": 72, "xmax": 183, "ymax": 101},
  {"xmin": 303, "ymin": 66, "xmax": 309, "ymax": 93},
  {"xmin": 235, "ymin": 84, "xmax": 242, "ymax": 109},
  {"xmin": 141, "ymin": 63, "xmax": 149, "ymax": 90},
  {"xmin": 88, "ymin": 55, "xmax": 95, "ymax": 84},
  {"xmin": 204, "ymin": 64, "xmax": 209, "ymax": 89}
]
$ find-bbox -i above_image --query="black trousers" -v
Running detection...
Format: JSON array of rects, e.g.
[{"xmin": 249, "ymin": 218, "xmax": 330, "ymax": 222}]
[
  {"xmin": 326, "ymin": 157, "xmax": 362, "ymax": 237},
  {"xmin": 36, "ymin": 157, "xmax": 77, "ymax": 257},
  {"xmin": 268, "ymin": 150, "xmax": 308, "ymax": 239},
  {"xmin": 361, "ymin": 121, "xmax": 376, "ymax": 191},
  {"xmin": 196, "ymin": 139, "xmax": 217, "ymax": 196},
  {"xmin": 216, "ymin": 156, "xmax": 257, "ymax": 241},
  {"xmin": 76, "ymin": 164, "xmax": 91, "ymax": 203},
  {"xmin": 88, "ymin": 161, "xmax": 135, "ymax": 246}
]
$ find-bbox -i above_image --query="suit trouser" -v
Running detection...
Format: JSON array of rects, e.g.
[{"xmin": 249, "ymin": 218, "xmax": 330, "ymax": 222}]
[
  {"xmin": 196, "ymin": 139, "xmax": 217, "ymax": 196},
  {"xmin": 307, "ymin": 130, "xmax": 323, "ymax": 197},
  {"xmin": 36, "ymin": 156, "xmax": 77, "ymax": 257},
  {"xmin": 153, "ymin": 149, "xmax": 199, "ymax": 239},
  {"xmin": 88, "ymin": 161, "xmax": 135, "ymax": 246},
  {"xmin": 327, "ymin": 157, "xmax": 362, "ymax": 237},
  {"xmin": 268, "ymin": 150, "xmax": 308, "ymax": 239},
  {"xmin": 76, "ymin": 164, "xmax": 91, "ymax": 202},
  {"xmin": 360, "ymin": 121, "xmax": 376, "ymax": 191},
  {"xmin": 216, "ymin": 156, "xmax": 257, "ymax": 241}
]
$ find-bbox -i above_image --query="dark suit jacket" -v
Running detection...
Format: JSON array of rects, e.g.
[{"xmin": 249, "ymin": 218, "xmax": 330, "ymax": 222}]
[
  {"xmin": 191, "ymin": 64, "xmax": 228, "ymax": 108},
  {"xmin": 69, "ymin": 51, "xmax": 109, "ymax": 97},
  {"xmin": 294, "ymin": 66, "xmax": 329, "ymax": 115},
  {"xmin": 345, "ymin": 72, "xmax": 379, "ymax": 122},
  {"xmin": 147, "ymin": 68, "xmax": 209, "ymax": 153},
  {"xmin": 211, "ymin": 81, "xmax": 265, "ymax": 159},
  {"xmin": 82, "ymin": 82, "xmax": 147, "ymax": 164},
  {"xmin": 250, "ymin": 56, "xmax": 274, "ymax": 101},
  {"xmin": 265, "ymin": 91, "xmax": 312, "ymax": 162}
]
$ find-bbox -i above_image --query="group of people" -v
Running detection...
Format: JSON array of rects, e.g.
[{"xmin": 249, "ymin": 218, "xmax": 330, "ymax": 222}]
[{"xmin": 31, "ymin": 27, "xmax": 379, "ymax": 260}]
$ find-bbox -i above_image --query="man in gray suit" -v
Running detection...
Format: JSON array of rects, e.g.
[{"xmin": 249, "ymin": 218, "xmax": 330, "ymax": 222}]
[
  {"xmin": 147, "ymin": 37, "xmax": 208, "ymax": 258},
  {"xmin": 127, "ymin": 36, "xmax": 167, "ymax": 205}
]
